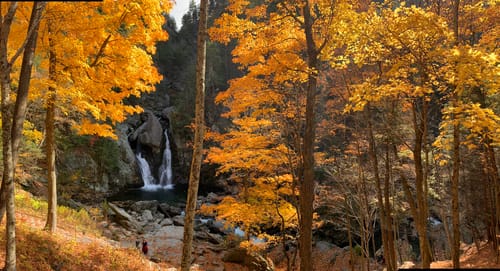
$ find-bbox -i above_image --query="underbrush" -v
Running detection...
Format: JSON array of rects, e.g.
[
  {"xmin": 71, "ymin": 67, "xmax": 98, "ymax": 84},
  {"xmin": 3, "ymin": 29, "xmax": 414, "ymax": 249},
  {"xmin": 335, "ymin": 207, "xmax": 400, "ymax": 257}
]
[
  {"xmin": 9, "ymin": 224, "xmax": 150, "ymax": 271},
  {"xmin": 15, "ymin": 190, "xmax": 100, "ymax": 235},
  {"xmin": 0, "ymin": 189, "xmax": 160, "ymax": 270}
]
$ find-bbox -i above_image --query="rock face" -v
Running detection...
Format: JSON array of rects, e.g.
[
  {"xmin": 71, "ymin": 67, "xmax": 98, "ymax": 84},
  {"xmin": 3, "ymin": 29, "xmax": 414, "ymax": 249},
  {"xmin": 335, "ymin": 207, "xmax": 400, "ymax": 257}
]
[
  {"xmin": 56, "ymin": 133, "xmax": 141, "ymax": 203},
  {"xmin": 129, "ymin": 110, "xmax": 164, "ymax": 153},
  {"xmin": 115, "ymin": 123, "xmax": 141, "ymax": 187}
]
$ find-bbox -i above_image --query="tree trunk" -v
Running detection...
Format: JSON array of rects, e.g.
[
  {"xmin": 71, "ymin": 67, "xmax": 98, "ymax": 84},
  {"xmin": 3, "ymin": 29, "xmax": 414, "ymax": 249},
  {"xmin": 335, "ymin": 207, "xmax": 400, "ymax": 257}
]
[
  {"xmin": 0, "ymin": 1, "xmax": 18, "ymax": 226},
  {"xmin": 366, "ymin": 111, "xmax": 394, "ymax": 271},
  {"xmin": 299, "ymin": 1, "xmax": 318, "ymax": 270},
  {"xmin": 451, "ymin": 0, "xmax": 461, "ymax": 267},
  {"xmin": 451, "ymin": 114, "xmax": 461, "ymax": 268},
  {"xmin": 409, "ymin": 99, "xmax": 432, "ymax": 268},
  {"xmin": 384, "ymin": 146, "xmax": 397, "ymax": 270},
  {"xmin": 180, "ymin": 0, "xmax": 207, "ymax": 270},
  {"xmin": 45, "ymin": 21, "xmax": 57, "ymax": 233},
  {"xmin": 2, "ymin": 3, "xmax": 46, "ymax": 270},
  {"xmin": 347, "ymin": 210, "xmax": 355, "ymax": 271}
]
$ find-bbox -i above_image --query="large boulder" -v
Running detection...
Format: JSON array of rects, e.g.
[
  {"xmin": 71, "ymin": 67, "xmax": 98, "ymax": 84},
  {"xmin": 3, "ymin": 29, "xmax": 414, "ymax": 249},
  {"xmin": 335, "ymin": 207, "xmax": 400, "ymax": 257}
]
[
  {"xmin": 158, "ymin": 203, "xmax": 183, "ymax": 217},
  {"xmin": 106, "ymin": 202, "xmax": 142, "ymax": 233},
  {"xmin": 129, "ymin": 200, "xmax": 159, "ymax": 213},
  {"xmin": 129, "ymin": 110, "xmax": 163, "ymax": 152},
  {"xmin": 223, "ymin": 247, "xmax": 274, "ymax": 271}
]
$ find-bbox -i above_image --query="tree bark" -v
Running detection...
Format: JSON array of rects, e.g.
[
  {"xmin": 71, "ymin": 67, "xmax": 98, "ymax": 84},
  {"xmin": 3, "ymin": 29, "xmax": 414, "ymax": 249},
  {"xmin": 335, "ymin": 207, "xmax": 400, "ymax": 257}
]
[
  {"xmin": 451, "ymin": 1, "xmax": 461, "ymax": 267},
  {"xmin": 2, "ymin": 3, "xmax": 46, "ymax": 270},
  {"xmin": 451, "ymin": 113, "xmax": 461, "ymax": 268},
  {"xmin": 0, "ymin": 1, "xmax": 18, "ymax": 226},
  {"xmin": 45, "ymin": 21, "xmax": 57, "ymax": 233},
  {"xmin": 180, "ymin": 0, "xmax": 207, "ymax": 270},
  {"xmin": 366, "ymin": 110, "xmax": 394, "ymax": 271},
  {"xmin": 411, "ymin": 100, "xmax": 432, "ymax": 268},
  {"xmin": 299, "ymin": 1, "xmax": 318, "ymax": 270},
  {"xmin": 384, "ymin": 144, "xmax": 397, "ymax": 270}
]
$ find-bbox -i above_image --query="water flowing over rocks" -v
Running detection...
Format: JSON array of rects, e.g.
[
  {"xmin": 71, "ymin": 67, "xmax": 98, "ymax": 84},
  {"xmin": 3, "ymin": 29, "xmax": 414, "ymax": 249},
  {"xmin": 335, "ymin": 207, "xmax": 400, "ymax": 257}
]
[{"xmin": 126, "ymin": 109, "xmax": 176, "ymax": 190}]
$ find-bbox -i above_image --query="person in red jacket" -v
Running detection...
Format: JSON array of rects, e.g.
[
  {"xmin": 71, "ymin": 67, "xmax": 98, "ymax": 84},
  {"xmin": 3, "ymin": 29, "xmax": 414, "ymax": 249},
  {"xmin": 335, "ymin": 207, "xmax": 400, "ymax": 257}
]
[{"xmin": 142, "ymin": 240, "xmax": 148, "ymax": 255}]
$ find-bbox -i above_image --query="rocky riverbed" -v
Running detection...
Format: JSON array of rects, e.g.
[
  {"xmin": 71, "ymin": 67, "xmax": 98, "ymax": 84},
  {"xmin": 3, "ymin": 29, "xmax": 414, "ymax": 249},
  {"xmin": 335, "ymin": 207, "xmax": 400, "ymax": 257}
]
[{"xmin": 100, "ymin": 193, "xmax": 274, "ymax": 270}]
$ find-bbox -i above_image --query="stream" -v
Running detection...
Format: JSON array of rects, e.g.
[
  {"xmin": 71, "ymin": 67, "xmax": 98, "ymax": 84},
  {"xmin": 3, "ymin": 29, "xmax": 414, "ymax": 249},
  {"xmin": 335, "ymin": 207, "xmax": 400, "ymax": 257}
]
[{"xmin": 107, "ymin": 184, "xmax": 187, "ymax": 205}]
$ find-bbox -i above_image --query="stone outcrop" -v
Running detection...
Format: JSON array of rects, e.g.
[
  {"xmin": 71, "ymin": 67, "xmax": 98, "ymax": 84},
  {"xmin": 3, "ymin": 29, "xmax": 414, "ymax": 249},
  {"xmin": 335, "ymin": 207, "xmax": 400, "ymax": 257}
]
[
  {"xmin": 129, "ymin": 110, "xmax": 164, "ymax": 153},
  {"xmin": 223, "ymin": 247, "xmax": 275, "ymax": 271},
  {"xmin": 106, "ymin": 202, "xmax": 143, "ymax": 233},
  {"xmin": 115, "ymin": 123, "xmax": 141, "ymax": 187}
]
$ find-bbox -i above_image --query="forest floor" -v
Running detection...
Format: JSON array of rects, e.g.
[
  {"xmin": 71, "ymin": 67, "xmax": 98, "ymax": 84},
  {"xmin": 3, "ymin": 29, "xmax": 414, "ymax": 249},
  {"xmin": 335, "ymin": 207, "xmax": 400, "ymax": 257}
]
[
  {"xmin": 430, "ymin": 241, "xmax": 500, "ymax": 269},
  {"xmin": 1, "ymin": 190, "xmax": 499, "ymax": 270}
]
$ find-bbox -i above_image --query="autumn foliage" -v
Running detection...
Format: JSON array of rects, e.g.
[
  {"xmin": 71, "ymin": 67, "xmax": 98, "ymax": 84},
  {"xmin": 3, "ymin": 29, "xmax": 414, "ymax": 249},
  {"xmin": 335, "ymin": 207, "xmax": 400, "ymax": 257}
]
[{"xmin": 204, "ymin": 0, "xmax": 498, "ymax": 268}]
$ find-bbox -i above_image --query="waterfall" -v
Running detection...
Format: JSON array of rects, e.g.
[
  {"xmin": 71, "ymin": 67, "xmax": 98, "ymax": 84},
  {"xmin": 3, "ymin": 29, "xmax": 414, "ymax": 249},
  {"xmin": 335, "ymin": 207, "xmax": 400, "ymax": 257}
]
[
  {"xmin": 136, "ymin": 153, "xmax": 157, "ymax": 190},
  {"xmin": 136, "ymin": 129, "xmax": 174, "ymax": 191},
  {"xmin": 158, "ymin": 130, "xmax": 174, "ymax": 189}
]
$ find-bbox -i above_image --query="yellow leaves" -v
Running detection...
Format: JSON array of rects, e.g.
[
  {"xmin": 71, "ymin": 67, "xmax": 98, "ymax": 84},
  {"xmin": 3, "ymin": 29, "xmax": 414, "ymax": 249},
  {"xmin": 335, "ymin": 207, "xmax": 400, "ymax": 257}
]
[
  {"xmin": 227, "ymin": 0, "xmax": 251, "ymax": 14},
  {"xmin": 23, "ymin": 0, "xmax": 170, "ymax": 139},
  {"xmin": 443, "ymin": 45, "xmax": 499, "ymax": 96},
  {"xmin": 74, "ymin": 120, "xmax": 118, "ymax": 140},
  {"xmin": 209, "ymin": 13, "xmax": 253, "ymax": 45},
  {"xmin": 434, "ymin": 102, "xmax": 500, "ymax": 162},
  {"xmin": 22, "ymin": 121, "xmax": 43, "ymax": 145}
]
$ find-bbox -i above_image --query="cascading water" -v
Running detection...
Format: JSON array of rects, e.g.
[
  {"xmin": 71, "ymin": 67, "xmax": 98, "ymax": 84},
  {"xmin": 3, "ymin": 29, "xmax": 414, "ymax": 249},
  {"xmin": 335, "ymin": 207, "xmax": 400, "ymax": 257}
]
[
  {"xmin": 158, "ymin": 130, "xmax": 173, "ymax": 189},
  {"xmin": 136, "ymin": 153, "xmax": 155, "ymax": 187},
  {"xmin": 136, "ymin": 130, "xmax": 174, "ymax": 191}
]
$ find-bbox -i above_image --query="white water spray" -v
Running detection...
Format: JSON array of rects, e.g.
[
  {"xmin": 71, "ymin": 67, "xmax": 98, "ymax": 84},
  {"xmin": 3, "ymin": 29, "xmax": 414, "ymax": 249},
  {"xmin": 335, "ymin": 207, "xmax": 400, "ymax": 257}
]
[
  {"xmin": 159, "ymin": 130, "xmax": 174, "ymax": 189},
  {"xmin": 136, "ymin": 153, "xmax": 157, "ymax": 190},
  {"xmin": 136, "ymin": 130, "xmax": 174, "ymax": 191}
]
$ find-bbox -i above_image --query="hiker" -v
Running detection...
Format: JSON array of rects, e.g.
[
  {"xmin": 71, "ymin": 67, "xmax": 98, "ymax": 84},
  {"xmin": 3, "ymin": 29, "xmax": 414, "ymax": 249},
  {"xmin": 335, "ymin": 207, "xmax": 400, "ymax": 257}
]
[
  {"xmin": 142, "ymin": 240, "xmax": 148, "ymax": 255},
  {"xmin": 135, "ymin": 240, "xmax": 140, "ymax": 249}
]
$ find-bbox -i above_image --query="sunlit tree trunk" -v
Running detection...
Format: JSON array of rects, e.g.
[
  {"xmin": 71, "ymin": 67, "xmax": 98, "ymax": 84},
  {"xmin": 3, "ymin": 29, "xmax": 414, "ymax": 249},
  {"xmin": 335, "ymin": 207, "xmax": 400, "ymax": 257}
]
[
  {"xmin": 45, "ymin": 21, "xmax": 57, "ymax": 233},
  {"xmin": 451, "ymin": 117, "xmax": 460, "ymax": 268},
  {"xmin": 180, "ymin": 0, "xmax": 207, "ymax": 270},
  {"xmin": 0, "ymin": 1, "xmax": 18, "ymax": 226},
  {"xmin": 1, "ymin": 3, "xmax": 46, "ymax": 270},
  {"xmin": 0, "ymin": 66, "xmax": 15, "ymax": 270},
  {"xmin": 450, "ymin": 0, "xmax": 461, "ymax": 267}
]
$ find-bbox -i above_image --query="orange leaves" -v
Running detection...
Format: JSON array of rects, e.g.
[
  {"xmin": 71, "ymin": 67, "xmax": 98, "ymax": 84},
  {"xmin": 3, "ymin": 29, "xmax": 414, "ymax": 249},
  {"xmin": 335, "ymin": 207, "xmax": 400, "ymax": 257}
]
[
  {"xmin": 28, "ymin": 0, "xmax": 171, "ymax": 139},
  {"xmin": 74, "ymin": 120, "xmax": 118, "ymax": 140}
]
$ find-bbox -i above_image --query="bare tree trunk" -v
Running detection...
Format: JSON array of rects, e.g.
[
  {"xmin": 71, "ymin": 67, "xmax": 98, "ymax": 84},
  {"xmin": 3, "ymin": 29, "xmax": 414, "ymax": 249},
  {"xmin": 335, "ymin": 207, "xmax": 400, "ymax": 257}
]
[
  {"xmin": 45, "ymin": 21, "xmax": 57, "ymax": 233},
  {"xmin": 299, "ymin": 1, "xmax": 318, "ymax": 270},
  {"xmin": 180, "ymin": 0, "xmax": 207, "ymax": 270}
]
